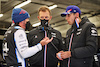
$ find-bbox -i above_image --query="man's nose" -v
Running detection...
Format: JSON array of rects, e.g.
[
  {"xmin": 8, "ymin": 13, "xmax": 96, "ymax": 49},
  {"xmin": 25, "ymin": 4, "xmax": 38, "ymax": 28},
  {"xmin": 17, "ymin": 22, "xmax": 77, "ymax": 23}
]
[{"xmin": 65, "ymin": 16, "xmax": 68, "ymax": 20}]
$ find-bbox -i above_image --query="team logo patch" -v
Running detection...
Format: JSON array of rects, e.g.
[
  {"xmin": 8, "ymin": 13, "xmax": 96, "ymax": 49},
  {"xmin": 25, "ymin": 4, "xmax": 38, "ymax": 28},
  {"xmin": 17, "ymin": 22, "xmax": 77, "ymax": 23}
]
[
  {"xmin": 19, "ymin": 10, "xmax": 26, "ymax": 14},
  {"xmin": 91, "ymin": 27, "xmax": 97, "ymax": 36},
  {"xmin": 19, "ymin": 34, "xmax": 24, "ymax": 39},
  {"xmin": 76, "ymin": 28, "xmax": 82, "ymax": 35},
  {"xmin": 91, "ymin": 30, "xmax": 96, "ymax": 33},
  {"xmin": 76, "ymin": 32, "xmax": 81, "ymax": 35},
  {"xmin": 35, "ymin": 35, "xmax": 38, "ymax": 38},
  {"xmin": 51, "ymin": 32, "xmax": 56, "ymax": 37}
]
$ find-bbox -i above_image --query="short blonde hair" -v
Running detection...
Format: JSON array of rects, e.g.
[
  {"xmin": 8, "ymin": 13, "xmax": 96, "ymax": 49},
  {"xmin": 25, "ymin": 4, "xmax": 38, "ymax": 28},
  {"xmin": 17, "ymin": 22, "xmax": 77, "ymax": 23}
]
[{"xmin": 38, "ymin": 6, "xmax": 51, "ymax": 15}]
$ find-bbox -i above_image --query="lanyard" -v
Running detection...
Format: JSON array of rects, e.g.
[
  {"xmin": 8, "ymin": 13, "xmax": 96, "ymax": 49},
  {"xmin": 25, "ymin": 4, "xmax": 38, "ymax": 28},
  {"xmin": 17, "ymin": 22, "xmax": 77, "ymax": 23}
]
[
  {"xmin": 68, "ymin": 33, "xmax": 74, "ymax": 67},
  {"xmin": 44, "ymin": 30, "xmax": 47, "ymax": 67}
]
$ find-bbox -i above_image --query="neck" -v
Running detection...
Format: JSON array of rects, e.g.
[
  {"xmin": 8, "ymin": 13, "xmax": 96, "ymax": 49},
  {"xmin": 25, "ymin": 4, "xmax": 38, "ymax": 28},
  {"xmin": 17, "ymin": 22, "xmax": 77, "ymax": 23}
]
[{"xmin": 79, "ymin": 18, "xmax": 81, "ymax": 23}]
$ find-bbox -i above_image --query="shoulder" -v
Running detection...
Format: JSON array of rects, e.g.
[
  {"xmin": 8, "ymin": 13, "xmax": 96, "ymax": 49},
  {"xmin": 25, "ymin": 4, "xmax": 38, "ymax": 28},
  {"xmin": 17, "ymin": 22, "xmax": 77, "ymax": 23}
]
[
  {"xmin": 13, "ymin": 26, "xmax": 24, "ymax": 33},
  {"xmin": 84, "ymin": 21, "xmax": 96, "ymax": 29},
  {"xmin": 51, "ymin": 28, "xmax": 62, "ymax": 36},
  {"xmin": 85, "ymin": 21, "xmax": 94, "ymax": 25},
  {"xmin": 83, "ymin": 21, "xmax": 97, "ymax": 36},
  {"xmin": 15, "ymin": 29, "xmax": 25, "ymax": 35},
  {"xmin": 14, "ymin": 26, "xmax": 22, "ymax": 29},
  {"xmin": 29, "ymin": 28, "xmax": 38, "ymax": 33},
  {"xmin": 30, "ymin": 28, "xmax": 37, "ymax": 32},
  {"xmin": 81, "ymin": 16, "xmax": 96, "ymax": 28},
  {"xmin": 52, "ymin": 28, "xmax": 61, "ymax": 34},
  {"xmin": 14, "ymin": 29, "xmax": 26, "ymax": 41}
]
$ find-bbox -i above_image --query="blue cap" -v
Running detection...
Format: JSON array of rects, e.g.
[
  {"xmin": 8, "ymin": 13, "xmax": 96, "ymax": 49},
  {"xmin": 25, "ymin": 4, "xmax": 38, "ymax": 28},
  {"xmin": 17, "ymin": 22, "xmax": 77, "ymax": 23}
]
[
  {"xmin": 12, "ymin": 8, "xmax": 30, "ymax": 23},
  {"xmin": 61, "ymin": 5, "xmax": 81, "ymax": 17}
]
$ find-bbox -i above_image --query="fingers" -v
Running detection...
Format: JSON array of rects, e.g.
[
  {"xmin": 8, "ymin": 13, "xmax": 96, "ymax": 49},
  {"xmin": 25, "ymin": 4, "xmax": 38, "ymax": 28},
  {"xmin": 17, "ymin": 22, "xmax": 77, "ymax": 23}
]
[
  {"xmin": 40, "ymin": 37, "xmax": 53, "ymax": 46},
  {"xmin": 48, "ymin": 37, "xmax": 53, "ymax": 42},
  {"xmin": 59, "ymin": 51, "xmax": 64, "ymax": 53},
  {"xmin": 50, "ymin": 37, "xmax": 53, "ymax": 41},
  {"xmin": 44, "ymin": 37, "xmax": 53, "ymax": 42},
  {"xmin": 56, "ymin": 51, "xmax": 64, "ymax": 60},
  {"xmin": 43, "ymin": 37, "xmax": 50, "ymax": 41},
  {"xmin": 56, "ymin": 51, "xmax": 71, "ymax": 60},
  {"xmin": 61, "ymin": 51, "xmax": 71, "ymax": 59},
  {"xmin": 56, "ymin": 53, "xmax": 63, "ymax": 60}
]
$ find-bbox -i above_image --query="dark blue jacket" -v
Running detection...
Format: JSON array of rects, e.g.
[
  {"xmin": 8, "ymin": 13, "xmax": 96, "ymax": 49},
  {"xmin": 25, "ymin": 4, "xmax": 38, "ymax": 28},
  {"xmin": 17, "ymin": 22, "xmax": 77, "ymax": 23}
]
[{"xmin": 65, "ymin": 16, "xmax": 98, "ymax": 67}]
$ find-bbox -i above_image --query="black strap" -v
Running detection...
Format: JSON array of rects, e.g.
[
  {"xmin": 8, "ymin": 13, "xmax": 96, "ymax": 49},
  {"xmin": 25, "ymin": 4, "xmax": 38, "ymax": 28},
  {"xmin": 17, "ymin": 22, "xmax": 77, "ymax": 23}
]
[{"xmin": 7, "ymin": 63, "xmax": 22, "ymax": 67}]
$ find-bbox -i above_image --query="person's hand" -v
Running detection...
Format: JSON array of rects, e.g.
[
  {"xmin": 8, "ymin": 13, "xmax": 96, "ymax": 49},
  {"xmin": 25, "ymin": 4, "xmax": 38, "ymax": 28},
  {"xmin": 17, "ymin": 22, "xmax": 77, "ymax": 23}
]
[
  {"xmin": 56, "ymin": 51, "xmax": 71, "ymax": 60},
  {"xmin": 61, "ymin": 51, "xmax": 71, "ymax": 59},
  {"xmin": 40, "ymin": 37, "xmax": 53, "ymax": 46},
  {"xmin": 56, "ymin": 51, "xmax": 64, "ymax": 60}
]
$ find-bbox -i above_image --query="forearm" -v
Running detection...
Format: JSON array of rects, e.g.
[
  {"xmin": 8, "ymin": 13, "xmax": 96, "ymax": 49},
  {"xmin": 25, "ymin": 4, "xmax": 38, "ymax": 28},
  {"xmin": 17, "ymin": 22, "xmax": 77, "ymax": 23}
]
[{"xmin": 20, "ymin": 43, "xmax": 42, "ymax": 58}]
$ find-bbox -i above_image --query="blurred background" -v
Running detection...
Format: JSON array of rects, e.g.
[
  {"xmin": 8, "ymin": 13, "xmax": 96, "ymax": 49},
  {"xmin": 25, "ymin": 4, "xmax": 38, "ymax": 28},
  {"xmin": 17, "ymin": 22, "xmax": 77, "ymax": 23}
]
[{"xmin": 0, "ymin": 0, "xmax": 100, "ymax": 38}]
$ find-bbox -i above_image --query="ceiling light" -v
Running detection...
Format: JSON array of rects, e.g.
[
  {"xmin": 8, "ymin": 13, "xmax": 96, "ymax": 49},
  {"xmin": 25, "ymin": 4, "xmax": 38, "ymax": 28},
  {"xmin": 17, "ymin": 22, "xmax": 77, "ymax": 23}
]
[
  {"xmin": 14, "ymin": 0, "xmax": 31, "ymax": 8},
  {"xmin": 48, "ymin": 5, "xmax": 57, "ymax": 10},
  {"xmin": 0, "ymin": 14, "xmax": 3, "ymax": 17},
  {"xmin": 32, "ymin": 22, "xmax": 41, "ymax": 27}
]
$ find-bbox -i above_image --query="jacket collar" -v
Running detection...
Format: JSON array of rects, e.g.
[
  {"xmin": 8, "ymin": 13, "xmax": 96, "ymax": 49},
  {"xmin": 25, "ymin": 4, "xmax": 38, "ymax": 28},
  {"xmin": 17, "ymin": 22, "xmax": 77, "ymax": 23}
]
[
  {"xmin": 72, "ymin": 16, "xmax": 89, "ymax": 29},
  {"xmin": 71, "ymin": 16, "xmax": 89, "ymax": 33},
  {"xmin": 79, "ymin": 16, "xmax": 90, "ymax": 26},
  {"xmin": 37, "ymin": 25, "xmax": 53, "ymax": 32}
]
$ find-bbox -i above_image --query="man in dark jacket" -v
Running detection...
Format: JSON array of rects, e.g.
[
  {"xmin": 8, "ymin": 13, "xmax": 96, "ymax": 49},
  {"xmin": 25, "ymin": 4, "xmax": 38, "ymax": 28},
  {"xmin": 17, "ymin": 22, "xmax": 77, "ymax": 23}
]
[
  {"xmin": 28, "ymin": 6, "xmax": 64, "ymax": 67},
  {"xmin": 56, "ymin": 5, "xmax": 98, "ymax": 67}
]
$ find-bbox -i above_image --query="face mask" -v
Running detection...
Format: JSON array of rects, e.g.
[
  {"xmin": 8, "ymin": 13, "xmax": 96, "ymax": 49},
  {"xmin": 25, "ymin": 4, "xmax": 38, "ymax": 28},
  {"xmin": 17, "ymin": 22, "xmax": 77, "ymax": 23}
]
[
  {"xmin": 25, "ymin": 21, "xmax": 32, "ymax": 31},
  {"xmin": 40, "ymin": 19, "xmax": 49, "ymax": 27}
]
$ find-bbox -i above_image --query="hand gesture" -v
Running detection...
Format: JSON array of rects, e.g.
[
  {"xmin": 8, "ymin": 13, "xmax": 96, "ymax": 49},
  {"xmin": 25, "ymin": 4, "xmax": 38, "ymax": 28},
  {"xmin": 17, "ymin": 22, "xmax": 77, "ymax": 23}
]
[{"xmin": 40, "ymin": 37, "xmax": 53, "ymax": 46}]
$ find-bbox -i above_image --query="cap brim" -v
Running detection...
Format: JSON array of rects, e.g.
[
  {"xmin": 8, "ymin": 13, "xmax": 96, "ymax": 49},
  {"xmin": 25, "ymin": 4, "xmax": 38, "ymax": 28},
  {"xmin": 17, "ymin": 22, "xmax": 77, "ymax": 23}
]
[
  {"xmin": 61, "ymin": 12, "xmax": 71, "ymax": 17},
  {"xmin": 61, "ymin": 14, "xmax": 66, "ymax": 17}
]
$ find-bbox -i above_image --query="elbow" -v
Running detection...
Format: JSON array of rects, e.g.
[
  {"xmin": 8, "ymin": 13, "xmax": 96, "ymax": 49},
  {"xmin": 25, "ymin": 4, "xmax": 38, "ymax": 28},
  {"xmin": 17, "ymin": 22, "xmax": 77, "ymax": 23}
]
[
  {"xmin": 21, "ymin": 53, "xmax": 28, "ymax": 58},
  {"xmin": 20, "ymin": 49, "xmax": 29, "ymax": 58}
]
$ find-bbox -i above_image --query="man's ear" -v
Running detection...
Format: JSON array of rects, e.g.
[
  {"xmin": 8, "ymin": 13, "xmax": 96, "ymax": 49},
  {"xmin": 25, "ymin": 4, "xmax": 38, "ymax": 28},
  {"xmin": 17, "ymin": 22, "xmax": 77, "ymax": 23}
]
[
  {"xmin": 49, "ymin": 16, "xmax": 52, "ymax": 21},
  {"xmin": 75, "ymin": 13, "xmax": 79, "ymax": 18},
  {"xmin": 37, "ymin": 16, "xmax": 39, "ymax": 20},
  {"xmin": 37, "ymin": 16, "xmax": 41, "ymax": 22}
]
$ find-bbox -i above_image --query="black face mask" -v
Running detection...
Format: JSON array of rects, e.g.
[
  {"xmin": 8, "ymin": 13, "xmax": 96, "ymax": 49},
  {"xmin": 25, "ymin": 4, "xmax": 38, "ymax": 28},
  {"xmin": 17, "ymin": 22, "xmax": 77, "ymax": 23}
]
[
  {"xmin": 25, "ymin": 21, "xmax": 33, "ymax": 31},
  {"xmin": 40, "ymin": 19, "xmax": 49, "ymax": 27}
]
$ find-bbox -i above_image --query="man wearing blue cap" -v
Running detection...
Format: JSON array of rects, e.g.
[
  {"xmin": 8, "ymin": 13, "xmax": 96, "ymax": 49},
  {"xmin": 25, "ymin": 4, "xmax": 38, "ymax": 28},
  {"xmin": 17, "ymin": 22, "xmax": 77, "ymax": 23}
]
[
  {"xmin": 56, "ymin": 5, "xmax": 98, "ymax": 67},
  {"xmin": 2, "ymin": 8, "xmax": 53, "ymax": 67}
]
